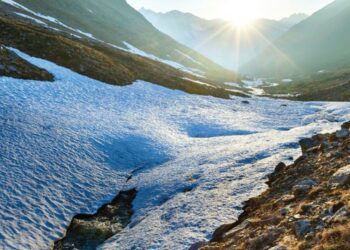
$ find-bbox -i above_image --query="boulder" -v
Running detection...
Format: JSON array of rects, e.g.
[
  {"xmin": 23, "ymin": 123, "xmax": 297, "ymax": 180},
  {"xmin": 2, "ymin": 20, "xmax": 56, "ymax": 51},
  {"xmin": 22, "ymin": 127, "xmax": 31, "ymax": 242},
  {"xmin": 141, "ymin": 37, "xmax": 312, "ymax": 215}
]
[
  {"xmin": 336, "ymin": 129, "xmax": 349, "ymax": 139},
  {"xmin": 293, "ymin": 179, "xmax": 317, "ymax": 195},
  {"xmin": 299, "ymin": 138, "xmax": 319, "ymax": 153},
  {"xmin": 330, "ymin": 165, "xmax": 350, "ymax": 186},
  {"xmin": 294, "ymin": 220, "xmax": 312, "ymax": 238},
  {"xmin": 341, "ymin": 121, "xmax": 350, "ymax": 130}
]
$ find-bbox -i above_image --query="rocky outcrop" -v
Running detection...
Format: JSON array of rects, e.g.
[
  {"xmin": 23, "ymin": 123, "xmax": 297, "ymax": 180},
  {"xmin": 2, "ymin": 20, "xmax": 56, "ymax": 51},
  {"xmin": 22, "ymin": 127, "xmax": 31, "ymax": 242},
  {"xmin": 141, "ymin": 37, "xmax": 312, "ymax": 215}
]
[
  {"xmin": 0, "ymin": 45, "xmax": 53, "ymax": 81},
  {"xmin": 193, "ymin": 122, "xmax": 350, "ymax": 250},
  {"xmin": 54, "ymin": 189, "xmax": 137, "ymax": 250}
]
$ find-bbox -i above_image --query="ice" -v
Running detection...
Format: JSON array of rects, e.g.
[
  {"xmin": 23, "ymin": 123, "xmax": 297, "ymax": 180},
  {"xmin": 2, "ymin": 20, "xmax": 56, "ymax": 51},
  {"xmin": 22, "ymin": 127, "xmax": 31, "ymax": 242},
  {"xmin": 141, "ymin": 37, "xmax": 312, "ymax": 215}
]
[{"xmin": 1, "ymin": 48, "xmax": 350, "ymax": 249}]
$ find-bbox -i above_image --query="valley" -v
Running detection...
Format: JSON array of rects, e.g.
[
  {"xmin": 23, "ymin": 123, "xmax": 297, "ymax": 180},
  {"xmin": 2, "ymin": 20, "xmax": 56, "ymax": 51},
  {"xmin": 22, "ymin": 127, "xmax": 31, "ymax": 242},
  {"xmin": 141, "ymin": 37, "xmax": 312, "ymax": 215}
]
[{"xmin": 0, "ymin": 0, "xmax": 349, "ymax": 249}]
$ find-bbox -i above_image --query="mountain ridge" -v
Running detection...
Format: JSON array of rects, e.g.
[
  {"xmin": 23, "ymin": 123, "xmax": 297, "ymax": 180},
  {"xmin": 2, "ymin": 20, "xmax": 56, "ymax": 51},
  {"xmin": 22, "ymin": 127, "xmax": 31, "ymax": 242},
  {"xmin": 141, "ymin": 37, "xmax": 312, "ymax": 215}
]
[
  {"xmin": 140, "ymin": 8, "xmax": 306, "ymax": 70},
  {"xmin": 243, "ymin": 0, "xmax": 350, "ymax": 77}
]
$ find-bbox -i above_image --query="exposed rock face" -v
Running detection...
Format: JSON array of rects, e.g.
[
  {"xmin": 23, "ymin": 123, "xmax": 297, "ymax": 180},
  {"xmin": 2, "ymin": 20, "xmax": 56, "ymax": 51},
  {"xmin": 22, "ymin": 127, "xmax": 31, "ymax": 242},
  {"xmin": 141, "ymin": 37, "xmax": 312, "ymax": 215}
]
[
  {"xmin": 330, "ymin": 165, "xmax": 350, "ymax": 187},
  {"xmin": 194, "ymin": 122, "xmax": 350, "ymax": 250},
  {"xmin": 54, "ymin": 189, "xmax": 137, "ymax": 250}
]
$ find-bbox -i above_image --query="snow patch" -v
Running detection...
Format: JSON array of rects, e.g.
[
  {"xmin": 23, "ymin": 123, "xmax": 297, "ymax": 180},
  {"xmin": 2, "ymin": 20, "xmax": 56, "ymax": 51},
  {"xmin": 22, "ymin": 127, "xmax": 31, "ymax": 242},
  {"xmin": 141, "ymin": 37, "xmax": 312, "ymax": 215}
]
[
  {"xmin": 123, "ymin": 42, "xmax": 205, "ymax": 78},
  {"xmin": 1, "ymin": 48, "xmax": 350, "ymax": 249},
  {"xmin": 182, "ymin": 77, "xmax": 214, "ymax": 88},
  {"xmin": 282, "ymin": 78, "xmax": 293, "ymax": 83},
  {"xmin": 14, "ymin": 12, "xmax": 46, "ymax": 25}
]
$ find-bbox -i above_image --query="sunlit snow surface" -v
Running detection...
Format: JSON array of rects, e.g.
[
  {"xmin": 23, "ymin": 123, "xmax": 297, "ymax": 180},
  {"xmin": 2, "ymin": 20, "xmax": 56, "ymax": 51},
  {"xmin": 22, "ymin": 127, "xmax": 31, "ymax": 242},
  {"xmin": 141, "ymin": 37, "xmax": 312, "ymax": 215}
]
[{"xmin": 1, "ymin": 49, "xmax": 350, "ymax": 249}]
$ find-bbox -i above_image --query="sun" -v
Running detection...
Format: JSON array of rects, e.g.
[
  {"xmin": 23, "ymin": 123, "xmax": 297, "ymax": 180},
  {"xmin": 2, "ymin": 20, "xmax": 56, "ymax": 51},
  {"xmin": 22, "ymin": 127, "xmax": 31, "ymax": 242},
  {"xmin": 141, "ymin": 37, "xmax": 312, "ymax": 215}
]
[
  {"xmin": 231, "ymin": 16, "xmax": 252, "ymax": 27},
  {"xmin": 220, "ymin": 1, "xmax": 256, "ymax": 28}
]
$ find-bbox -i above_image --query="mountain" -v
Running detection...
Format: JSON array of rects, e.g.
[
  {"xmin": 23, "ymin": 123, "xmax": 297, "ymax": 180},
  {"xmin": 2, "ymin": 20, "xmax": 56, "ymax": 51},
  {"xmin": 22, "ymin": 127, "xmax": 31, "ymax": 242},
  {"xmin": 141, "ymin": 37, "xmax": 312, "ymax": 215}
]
[
  {"xmin": 279, "ymin": 13, "xmax": 308, "ymax": 27},
  {"xmin": 0, "ymin": 0, "xmax": 243, "ymax": 98},
  {"xmin": 140, "ymin": 8, "xmax": 292, "ymax": 70},
  {"xmin": 243, "ymin": 0, "xmax": 350, "ymax": 77},
  {"xmin": 8, "ymin": 0, "xmax": 232, "ymax": 76}
]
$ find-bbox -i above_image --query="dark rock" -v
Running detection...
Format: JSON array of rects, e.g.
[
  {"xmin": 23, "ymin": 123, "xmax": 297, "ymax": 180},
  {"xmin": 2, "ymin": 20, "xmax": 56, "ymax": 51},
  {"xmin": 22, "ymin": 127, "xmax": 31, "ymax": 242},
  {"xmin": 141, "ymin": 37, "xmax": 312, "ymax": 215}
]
[
  {"xmin": 299, "ymin": 138, "xmax": 319, "ymax": 154},
  {"xmin": 294, "ymin": 220, "xmax": 312, "ymax": 238},
  {"xmin": 241, "ymin": 100, "xmax": 250, "ymax": 104},
  {"xmin": 336, "ymin": 129, "xmax": 349, "ymax": 139},
  {"xmin": 341, "ymin": 121, "xmax": 350, "ymax": 130},
  {"xmin": 275, "ymin": 162, "xmax": 287, "ymax": 172}
]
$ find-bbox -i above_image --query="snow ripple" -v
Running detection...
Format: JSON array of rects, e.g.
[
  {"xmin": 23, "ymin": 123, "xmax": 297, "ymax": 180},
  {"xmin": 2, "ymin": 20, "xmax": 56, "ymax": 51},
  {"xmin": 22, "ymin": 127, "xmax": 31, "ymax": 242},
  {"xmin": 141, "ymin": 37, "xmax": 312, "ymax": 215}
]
[{"xmin": 0, "ymin": 48, "xmax": 350, "ymax": 249}]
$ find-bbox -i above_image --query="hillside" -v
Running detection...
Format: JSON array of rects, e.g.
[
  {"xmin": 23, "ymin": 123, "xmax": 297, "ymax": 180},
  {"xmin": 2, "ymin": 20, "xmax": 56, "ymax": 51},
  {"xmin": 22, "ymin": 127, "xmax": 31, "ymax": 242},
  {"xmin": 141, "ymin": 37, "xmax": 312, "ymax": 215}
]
[
  {"xmin": 262, "ymin": 68, "xmax": 350, "ymax": 101},
  {"xmin": 0, "ymin": 0, "xmax": 244, "ymax": 98},
  {"xmin": 243, "ymin": 0, "xmax": 350, "ymax": 77},
  {"xmin": 4, "ymin": 0, "xmax": 234, "ymax": 79},
  {"xmin": 0, "ymin": 45, "xmax": 53, "ymax": 80},
  {"xmin": 194, "ymin": 122, "xmax": 350, "ymax": 249},
  {"xmin": 140, "ymin": 8, "xmax": 300, "ymax": 70}
]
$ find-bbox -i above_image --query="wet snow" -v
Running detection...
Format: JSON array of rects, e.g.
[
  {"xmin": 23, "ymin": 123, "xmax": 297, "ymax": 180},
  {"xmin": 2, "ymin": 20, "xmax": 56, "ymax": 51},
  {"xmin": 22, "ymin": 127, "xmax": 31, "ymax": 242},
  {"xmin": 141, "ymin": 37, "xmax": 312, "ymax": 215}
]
[{"xmin": 1, "ymin": 48, "xmax": 350, "ymax": 249}]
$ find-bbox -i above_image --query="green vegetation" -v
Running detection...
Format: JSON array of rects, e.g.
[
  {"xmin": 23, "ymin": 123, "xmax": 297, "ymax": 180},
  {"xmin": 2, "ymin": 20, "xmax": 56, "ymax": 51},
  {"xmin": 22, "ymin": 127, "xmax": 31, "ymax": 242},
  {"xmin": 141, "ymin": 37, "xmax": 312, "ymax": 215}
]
[{"xmin": 263, "ymin": 68, "xmax": 350, "ymax": 101}]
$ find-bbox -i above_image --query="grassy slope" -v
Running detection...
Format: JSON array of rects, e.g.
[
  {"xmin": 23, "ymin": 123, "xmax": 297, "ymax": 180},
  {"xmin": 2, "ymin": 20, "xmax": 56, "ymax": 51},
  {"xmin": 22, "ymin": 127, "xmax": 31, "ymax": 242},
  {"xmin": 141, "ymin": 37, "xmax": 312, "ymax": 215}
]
[
  {"xmin": 0, "ymin": 46, "xmax": 53, "ymax": 81},
  {"xmin": 12, "ymin": 0, "xmax": 236, "ymax": 81},
  {"xmin": 0, "ymin": 8, "xmax": 244, "ymax": 99},
  {"xmin": 262, "ymin": 69, "xmax": 350, "ymax": 101}
]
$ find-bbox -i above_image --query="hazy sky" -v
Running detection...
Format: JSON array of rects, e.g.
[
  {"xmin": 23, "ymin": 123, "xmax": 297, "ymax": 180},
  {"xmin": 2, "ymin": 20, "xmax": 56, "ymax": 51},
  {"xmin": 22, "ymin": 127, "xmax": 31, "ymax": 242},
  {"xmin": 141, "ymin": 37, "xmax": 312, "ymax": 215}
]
[{"xmin": 127, "ymin": 0, "xmax": 333, "ymax": 23}]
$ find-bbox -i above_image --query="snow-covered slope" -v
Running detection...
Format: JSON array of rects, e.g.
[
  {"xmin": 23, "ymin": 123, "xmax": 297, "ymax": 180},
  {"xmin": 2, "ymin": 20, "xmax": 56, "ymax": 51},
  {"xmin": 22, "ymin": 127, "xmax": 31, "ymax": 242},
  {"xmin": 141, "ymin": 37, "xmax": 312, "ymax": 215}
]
[{"xmin": 1, "ymin": 49, "xmax": 350, "ymax": 249}]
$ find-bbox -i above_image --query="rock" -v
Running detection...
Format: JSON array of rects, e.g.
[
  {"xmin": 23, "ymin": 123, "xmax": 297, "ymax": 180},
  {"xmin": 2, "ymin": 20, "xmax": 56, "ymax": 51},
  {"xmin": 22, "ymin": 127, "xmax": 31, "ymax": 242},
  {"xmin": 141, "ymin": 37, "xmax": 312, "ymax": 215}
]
[
  {"xmin": 341, "ymin": 121, "xmax": 350, "ymax": 130},
  {"xmin": 247, "ymin": 228, "xmax": 283, "ymax": 250},
  {"xmin": 336, "ymin": 129, "xmax": 349, "ymax": 139},
  {"xmin": 275, "ymin": 162, "xmax": 287, "ymax": 172},
  {"xmin": 294, "ymin": 220, "xmax": 312, "ymax": 238},
  {"xmin": 293, "ymin": 179, "xmax": 317, "ymax": 195},
  {"xmin": 241, "ymin": 100, "xmax": 250, "ymax": 104},
  {"xmin": 299, "ymin": 138, "xmax": 319, "ymax": 153},
  {"xmin": 280, "ymin": 207, "xmax": 290, "ymax": 216},
  {"xmin": 328, "ymin": 207, "xmax": 350, "ymax": 223},
  {"xmin": 8, "ymin": 65, "xmax": 17, "ymax": 72},
  {"xmin": 330, "ymin": 165, "xmax": 350, "ymax": 186},
  {"xmin": 269, "ymin": 245, "xmax": 287, "ymax": 250},
  {"xmin": 281, "ymin": 194, "xmax": 295, "ymax": 203},
  {"xmin": 189, "ymin": 242, "xmax": 206, "ymax": 250}
]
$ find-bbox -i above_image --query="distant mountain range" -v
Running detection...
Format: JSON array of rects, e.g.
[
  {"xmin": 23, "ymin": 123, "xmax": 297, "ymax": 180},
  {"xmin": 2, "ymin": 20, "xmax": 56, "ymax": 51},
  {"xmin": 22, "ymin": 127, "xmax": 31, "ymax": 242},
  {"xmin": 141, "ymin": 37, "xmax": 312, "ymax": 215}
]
[
  {"xmin": 243, "ymin": 0, "xmax": 350, "ymax": 77},
  {"xmin": 279, "ymin": 13, "xmax": 308, "ymax": 26},
  {"xmin": 140, "ymin": 8, "xmax": 307, "ymax": 70}
]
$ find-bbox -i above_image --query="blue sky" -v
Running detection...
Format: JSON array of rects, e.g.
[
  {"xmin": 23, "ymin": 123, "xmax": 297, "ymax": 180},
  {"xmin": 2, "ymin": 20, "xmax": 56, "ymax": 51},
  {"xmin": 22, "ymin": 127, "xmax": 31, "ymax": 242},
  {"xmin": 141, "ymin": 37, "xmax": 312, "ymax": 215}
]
[{"xmin": 127, "ymin": 0, "xmax": 334, "ymax": 22}]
